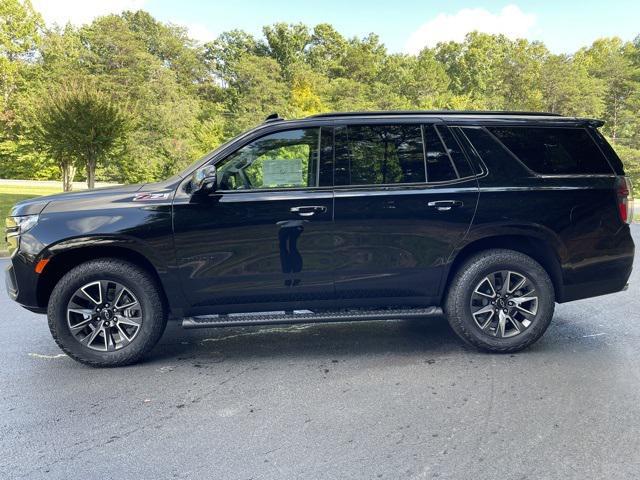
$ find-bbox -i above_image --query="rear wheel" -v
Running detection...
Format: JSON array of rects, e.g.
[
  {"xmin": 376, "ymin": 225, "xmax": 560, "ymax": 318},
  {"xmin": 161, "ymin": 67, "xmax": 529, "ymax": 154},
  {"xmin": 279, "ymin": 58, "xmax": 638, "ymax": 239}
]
[
  {"xmin": 445, "ymin": 249, "xmax": 555, "ymax": 353},
  {"xmin": 48, "ymin": 259, "xmax": 167, "ymax": 367}
]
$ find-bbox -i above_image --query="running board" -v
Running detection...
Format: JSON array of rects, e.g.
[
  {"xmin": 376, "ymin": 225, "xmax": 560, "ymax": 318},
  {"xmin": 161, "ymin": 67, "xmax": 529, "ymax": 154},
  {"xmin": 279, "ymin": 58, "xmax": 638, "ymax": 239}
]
[{"xmin": 182, "ymin": 307, "xmax": 443, "ymax": 329}]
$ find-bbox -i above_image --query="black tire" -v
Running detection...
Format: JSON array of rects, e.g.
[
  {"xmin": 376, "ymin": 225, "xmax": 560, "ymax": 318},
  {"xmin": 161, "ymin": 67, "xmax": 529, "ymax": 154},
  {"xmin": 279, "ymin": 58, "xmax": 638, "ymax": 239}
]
[
  {"xmin": 444, "ymin": 249, "xmax": 555, "ymax": 353},
  {"xmin": 48, "ymin": 258, "xmax": 167, "ymax": 367}
]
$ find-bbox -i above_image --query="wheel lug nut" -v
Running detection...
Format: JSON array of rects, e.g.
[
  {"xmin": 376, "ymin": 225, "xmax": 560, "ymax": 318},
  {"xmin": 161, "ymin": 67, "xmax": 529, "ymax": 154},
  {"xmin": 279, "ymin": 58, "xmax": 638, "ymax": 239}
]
[{"xmin": 503, "ymin": 309, "xmax": 508, "ymax": 313}]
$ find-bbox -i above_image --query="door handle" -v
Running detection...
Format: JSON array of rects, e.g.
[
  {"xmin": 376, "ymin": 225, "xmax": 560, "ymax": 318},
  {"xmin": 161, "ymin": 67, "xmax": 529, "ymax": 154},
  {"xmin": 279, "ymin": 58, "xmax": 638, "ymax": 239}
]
[
  {"xmin": 427, "ymin": 200, "xmax": 463, "ymax": 211},
  {"xmin": 290, "ymin": 205, "xmax": 327, "ymax": 217}
]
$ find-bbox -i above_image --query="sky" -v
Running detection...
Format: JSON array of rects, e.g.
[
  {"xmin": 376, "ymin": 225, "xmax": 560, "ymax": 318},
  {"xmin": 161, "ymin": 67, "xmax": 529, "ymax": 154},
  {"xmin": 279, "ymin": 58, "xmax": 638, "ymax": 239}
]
[{"xmin": 30, "ymin": 0, "xmax": 640, "ymax": 54}]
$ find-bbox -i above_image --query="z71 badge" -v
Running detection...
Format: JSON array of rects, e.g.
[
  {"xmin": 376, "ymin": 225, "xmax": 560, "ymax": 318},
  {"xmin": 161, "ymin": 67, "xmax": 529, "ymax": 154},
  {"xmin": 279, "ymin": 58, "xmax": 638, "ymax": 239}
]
[{"xmin": 133, "ymin": 192, "xmax": 171, "ymax": 201}]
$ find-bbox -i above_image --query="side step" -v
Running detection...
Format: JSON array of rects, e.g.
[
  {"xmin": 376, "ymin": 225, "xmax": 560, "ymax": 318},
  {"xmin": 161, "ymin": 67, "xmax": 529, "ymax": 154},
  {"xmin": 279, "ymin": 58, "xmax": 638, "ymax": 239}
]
[{"xmin": 182, "ymin": 307, "xmax": 443, "ymax": 329}]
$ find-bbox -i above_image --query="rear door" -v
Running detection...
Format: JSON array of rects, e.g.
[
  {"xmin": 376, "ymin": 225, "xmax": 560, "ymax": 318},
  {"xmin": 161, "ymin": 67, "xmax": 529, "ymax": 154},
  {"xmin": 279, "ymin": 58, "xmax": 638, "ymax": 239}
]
[{"xmin": 332, "ymin": 120, "xmax": 479, "ymax": 303}]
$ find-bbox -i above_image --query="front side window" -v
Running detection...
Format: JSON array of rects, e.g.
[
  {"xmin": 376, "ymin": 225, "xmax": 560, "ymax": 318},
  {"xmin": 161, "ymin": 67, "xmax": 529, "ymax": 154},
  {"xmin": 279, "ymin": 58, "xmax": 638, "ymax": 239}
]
[
  {"xmin": 335, "ymin": 124, "xmax": 426, "ymax": 186},
  {"xmin": 217, "ymin": 128, "xmax": 320, "ymax": 190},
  {"xmin": 488, "ymin": 126, "xmax": 613, "ymax": 175}
]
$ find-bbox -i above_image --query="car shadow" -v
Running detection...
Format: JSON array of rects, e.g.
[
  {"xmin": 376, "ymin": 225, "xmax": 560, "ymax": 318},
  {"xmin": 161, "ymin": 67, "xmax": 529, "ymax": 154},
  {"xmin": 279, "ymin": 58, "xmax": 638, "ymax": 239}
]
[
  {"xmin": 147, "ymin": 316, "xmax": 468, "ymax": 364},
  {"xmin": 144, "ymin": 308, "xmax": 611, "ymax": 367}
]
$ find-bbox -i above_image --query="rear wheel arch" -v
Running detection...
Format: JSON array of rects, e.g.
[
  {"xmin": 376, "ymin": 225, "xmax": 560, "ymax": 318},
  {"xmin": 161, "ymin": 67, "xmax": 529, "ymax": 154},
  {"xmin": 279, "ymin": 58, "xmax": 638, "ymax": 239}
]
[
  {"xmin": 37, "ymin": 246, "xmax": 170, "ymax": 311},
  {"xmin": 444, "ymin": 234, "xmax": 563, "ymax": 302}
]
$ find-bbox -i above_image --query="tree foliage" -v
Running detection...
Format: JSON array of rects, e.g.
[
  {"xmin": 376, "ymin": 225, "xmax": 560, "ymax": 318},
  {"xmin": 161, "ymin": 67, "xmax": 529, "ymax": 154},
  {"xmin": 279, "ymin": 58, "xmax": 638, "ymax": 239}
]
[
  {"xmin": 31, "ymin": 81, "xmax": 131, "ymax": 189},
  {"xmin": 1, "ymin": 6, "xmax": 640, "ymax": 188}
]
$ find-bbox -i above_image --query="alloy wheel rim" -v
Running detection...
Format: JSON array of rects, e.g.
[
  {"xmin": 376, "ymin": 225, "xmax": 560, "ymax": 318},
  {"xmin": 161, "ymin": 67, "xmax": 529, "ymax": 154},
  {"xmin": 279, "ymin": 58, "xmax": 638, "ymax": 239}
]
[
  {"xmin": 470, "ymin": 270, "xmax": 539, "ymax": 338},
  {"xmin": 66, "ymin": 280, "xmax": 143, "ymax": 351}
]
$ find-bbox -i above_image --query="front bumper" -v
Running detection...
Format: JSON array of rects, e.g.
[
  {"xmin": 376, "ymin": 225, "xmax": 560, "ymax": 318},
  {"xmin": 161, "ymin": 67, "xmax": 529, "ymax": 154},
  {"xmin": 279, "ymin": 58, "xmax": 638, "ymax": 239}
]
[
  {"xmin": 5, "ymin": 262, "xmax": 18, "ymax": 299},
  {"xmin": 5, "ymin": 254, "xmax": 44, "ymax": 313}
]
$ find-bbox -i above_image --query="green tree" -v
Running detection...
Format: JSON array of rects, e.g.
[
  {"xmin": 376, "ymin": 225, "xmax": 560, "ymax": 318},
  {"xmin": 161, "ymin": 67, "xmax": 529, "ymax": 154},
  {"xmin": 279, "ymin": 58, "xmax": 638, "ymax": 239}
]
[
  {"xmin": 0, "ymin": 0, "xmax": 42, "ymax": 108},
  {"xmin": 263, "ymin": 23, "xmax": 311, "ymax": 79},
  {"xmin": 340, "ymin": 34, "xmax": 386, "ymax": 84},
  {"xmin": 78, "ymin": 14, "xmax": 203, "ymax": 181},
  {"xmin": 306, "ymin": 24, "xmax": 347, "ymax": 77},
  {"xmin": 499, "ymin": 39, "xmax": 547, "ymax": 110},
  {"xmin": 540, "ymin": 54, "xmax": 603, "ymax": 116},
  {"xmin": 0, "ymin": 0, "xmax": 46, "ymax": 181},
  {"xmin": 1, "ymin": 7, "xmax": 640, "ymax": 189},
  {"xmin": 33, "ymin": 82, "xmax": 131, "ymax": 190},
  {"xmin": 578, "ymin": 38, "xmax": 640, "ymax": 143},
  {"xmin": 436, "ymin": 32, "xmax": 512, "ymax": 108},
  {"xmin": 226, "ymin": 54, "xmax": 290, "ymax": 132},
  {"xmin": 203, "ymin": 29, "xmax": 265, "ymax": 83}
]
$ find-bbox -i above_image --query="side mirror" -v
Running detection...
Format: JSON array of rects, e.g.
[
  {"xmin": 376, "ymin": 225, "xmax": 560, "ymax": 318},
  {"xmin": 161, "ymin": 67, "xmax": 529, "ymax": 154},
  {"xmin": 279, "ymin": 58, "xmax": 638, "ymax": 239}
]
[{"xmin": 191, "ymin": 165, "xmax": 217, "ymax": 193}]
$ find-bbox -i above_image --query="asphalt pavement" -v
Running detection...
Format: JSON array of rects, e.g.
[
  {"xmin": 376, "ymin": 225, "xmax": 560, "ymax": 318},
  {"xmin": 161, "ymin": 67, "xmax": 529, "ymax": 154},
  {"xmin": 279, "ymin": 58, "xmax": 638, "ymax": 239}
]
[{"xmin": 1, "ymin": 227, "xmax": 640, "ymax": 479}]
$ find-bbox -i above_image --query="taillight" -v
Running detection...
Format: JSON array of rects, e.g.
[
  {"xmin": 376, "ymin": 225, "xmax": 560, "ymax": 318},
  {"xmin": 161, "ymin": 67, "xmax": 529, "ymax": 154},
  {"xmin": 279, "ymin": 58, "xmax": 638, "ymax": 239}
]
[{"xmin": 616, "ymin": 176, "xmax": 634, "ymax": 224}]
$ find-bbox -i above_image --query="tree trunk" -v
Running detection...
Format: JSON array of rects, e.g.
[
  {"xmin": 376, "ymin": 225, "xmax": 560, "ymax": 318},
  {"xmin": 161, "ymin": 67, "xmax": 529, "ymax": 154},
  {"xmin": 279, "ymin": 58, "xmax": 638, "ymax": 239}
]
[
  {"xmin": 86, "ymin": 158, "xmax": 96, "ymax": 189},
  {"xmin": 60, "ymin": 161, "xmax": 76, "ymax": 192}
]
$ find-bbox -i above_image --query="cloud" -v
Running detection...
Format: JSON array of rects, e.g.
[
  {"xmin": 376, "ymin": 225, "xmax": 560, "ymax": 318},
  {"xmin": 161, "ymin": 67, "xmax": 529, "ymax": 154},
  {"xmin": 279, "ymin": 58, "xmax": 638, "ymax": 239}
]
[
  {"xmin": 31, "ymin": 1, "xmax": 216, "ymax": 43},
  {"xmin": 405, "ymin": 4, "xmax": 537, "ymax": 54},
  {"xmin": 32, "ymin": 0, "xmax": 147, "ymax": 26},
  {"xmin": 182, "ymin": 22, "xmax": 217, "ymax": 44}
]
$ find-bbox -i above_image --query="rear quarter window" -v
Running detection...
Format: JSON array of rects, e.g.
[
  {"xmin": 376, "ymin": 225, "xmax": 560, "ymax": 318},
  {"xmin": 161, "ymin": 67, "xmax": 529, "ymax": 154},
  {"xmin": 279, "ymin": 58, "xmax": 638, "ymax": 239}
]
[{"xmin": 487, "ymin": 126, "xmax": 614, "ymax": 175}]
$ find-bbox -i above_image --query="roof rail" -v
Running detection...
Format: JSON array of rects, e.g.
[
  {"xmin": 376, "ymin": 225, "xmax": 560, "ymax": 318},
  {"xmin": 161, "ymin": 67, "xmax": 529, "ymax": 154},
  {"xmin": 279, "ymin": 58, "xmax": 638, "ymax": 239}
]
[{"xmin": 308, "ymin": 110, "xmax": 563, "ymax": 118}]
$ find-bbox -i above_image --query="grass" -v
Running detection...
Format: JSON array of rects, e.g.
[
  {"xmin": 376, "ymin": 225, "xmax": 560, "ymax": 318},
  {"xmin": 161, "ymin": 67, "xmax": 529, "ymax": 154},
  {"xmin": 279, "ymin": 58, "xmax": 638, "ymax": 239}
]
[{"xmin": 0, "ymin": 183, "xmax": 62, "ymax": 256}]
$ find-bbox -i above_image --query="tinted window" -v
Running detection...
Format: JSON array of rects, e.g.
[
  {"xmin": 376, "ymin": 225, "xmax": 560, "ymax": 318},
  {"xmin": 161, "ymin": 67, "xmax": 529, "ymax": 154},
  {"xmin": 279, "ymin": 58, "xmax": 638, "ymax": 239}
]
[
  {"xmin": 453, "ymin": 127, "xmax": 486, "ymax": 175},
  {"xmin": 460, "ymin": 127, "xmax": 515, "ymax": 177},
  {"xmin": 488, "ymin": 127, "xmax": 613, "ymax": 175},
  {"xmin": 217, "ymin": 128, "xmax": 320, "ymax": 190},
  {"xmin": 436, "ymin": 126, "xmax": 474, "ymax": 178},
  {"xmin": 424, "ymin": 125, "xmax": 457, "ymax": 182},
  {"xmin": 335, "ymin": 124, "xmax": 425, "ymax": 186}
]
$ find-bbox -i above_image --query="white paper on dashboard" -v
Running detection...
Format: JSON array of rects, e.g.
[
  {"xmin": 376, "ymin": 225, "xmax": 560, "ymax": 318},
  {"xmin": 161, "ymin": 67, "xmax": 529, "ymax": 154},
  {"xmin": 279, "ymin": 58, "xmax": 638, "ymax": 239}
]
[{"xmin": 262, "ymin": 159, "xmax": 304, "ymax": 186}]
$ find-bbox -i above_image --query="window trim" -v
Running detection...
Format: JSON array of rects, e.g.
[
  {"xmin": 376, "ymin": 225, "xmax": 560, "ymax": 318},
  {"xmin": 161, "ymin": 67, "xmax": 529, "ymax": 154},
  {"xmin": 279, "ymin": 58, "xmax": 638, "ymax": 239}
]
[
  {"xmin": 331, "ymin": 175, "xmax": 479, "ymax": 192},
  {"xmin": 451, "ymin": 126, "xmax": 489, "ymax": 179},
  {"xmin": 420, "ymin": 125, "xmax": 429, "ymax": 183},
  {"xmin": 433, "ymin": 125, "xmax": 460, "ymax": 179}
]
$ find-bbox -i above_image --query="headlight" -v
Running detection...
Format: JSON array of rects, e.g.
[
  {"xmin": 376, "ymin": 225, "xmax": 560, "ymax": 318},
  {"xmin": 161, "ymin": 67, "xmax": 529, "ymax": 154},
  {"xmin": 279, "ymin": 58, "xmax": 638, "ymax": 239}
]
[{"xmin": 5, "ymin": 214, "xmax": 39, "ymax": 238}]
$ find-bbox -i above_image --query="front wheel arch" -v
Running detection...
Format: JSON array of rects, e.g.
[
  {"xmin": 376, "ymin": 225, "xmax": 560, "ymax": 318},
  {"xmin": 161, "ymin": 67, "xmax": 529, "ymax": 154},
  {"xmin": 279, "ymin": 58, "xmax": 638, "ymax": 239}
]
[{"xmin": 37, "ymin": 245, "xmax": 170, "ymax": 312}]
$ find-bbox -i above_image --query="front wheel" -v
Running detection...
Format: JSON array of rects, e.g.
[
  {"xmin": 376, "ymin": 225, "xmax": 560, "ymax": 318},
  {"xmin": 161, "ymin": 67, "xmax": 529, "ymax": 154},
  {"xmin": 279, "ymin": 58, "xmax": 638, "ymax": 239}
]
[
  {"xmin": 48, "ymin": 259, "xmax": 168, "ymax": 367},
  {"xmin": 445, "ymin": 249, "xmax": 555, "ymax": 353}
]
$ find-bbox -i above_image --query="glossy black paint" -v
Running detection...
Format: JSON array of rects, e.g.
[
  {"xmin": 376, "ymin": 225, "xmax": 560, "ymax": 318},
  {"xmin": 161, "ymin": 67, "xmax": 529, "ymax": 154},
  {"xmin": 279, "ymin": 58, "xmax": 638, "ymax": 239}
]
[
  {"xmin": 4, "ymin": 112, "xmax": 635, "ymax": 319},
  {"xmin": 332, "ymin": 180, "xmax": 478, "ymax": 302},
  {"xmin": 172, "ymin": 188, "xmax": 335, "ymax": 312}
]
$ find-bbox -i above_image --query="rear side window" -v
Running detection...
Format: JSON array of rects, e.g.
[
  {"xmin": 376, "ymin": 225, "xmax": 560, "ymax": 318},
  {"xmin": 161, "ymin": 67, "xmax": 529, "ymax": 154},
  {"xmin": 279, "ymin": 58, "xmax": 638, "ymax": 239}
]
[
  {"xmin": 488, "ymin": 127, "xmax": 613, "ymax": 175},
  {"xmin": 335, "ymin": 124, "xmax": 426, "ymax": 185}
]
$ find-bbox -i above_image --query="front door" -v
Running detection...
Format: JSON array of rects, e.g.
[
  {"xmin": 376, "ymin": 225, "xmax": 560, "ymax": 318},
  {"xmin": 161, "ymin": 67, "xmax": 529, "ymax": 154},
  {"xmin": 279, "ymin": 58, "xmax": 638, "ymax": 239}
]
[
  {"xmin": 172, "ymin": 126, "xmax": 335, "ymax": 313},
  {"xmin": 332, "ymin": 122, "xmax": 479, "ymax": 304}
]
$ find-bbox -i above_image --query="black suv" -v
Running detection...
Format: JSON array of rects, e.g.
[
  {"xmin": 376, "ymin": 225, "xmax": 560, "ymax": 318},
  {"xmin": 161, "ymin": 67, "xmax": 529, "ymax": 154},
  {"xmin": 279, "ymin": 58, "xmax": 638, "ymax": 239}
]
[{"xmin": 5, "ymin": 111, "xmax": 635, "ymax": 366}]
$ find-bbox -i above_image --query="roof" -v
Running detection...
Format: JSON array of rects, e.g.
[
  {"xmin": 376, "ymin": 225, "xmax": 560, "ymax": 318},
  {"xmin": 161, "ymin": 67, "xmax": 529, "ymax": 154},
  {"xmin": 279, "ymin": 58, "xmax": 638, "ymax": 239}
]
[
  {"xmin": 307, "ymin": 110, "xmax": 564, "ymax": 118},
  {"xmin": 261, "ymin": 111, "xmax": 604, "ymax": 127}
]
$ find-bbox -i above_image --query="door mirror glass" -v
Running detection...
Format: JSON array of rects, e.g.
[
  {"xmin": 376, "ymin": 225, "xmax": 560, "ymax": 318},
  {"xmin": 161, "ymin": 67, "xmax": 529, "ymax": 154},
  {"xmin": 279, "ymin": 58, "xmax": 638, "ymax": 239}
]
[{"xmin": 191, "ymin": 165, "xmax": 217, "ymax": 193}]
